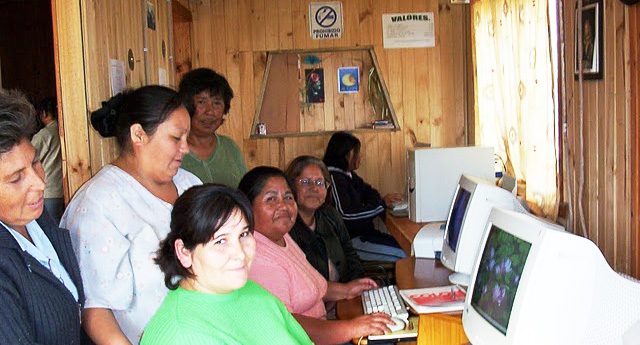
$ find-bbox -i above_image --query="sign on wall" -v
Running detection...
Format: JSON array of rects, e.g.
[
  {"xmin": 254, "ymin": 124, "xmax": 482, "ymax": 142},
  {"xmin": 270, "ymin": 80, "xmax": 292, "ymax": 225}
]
[
  {"xmin": 309, "ymin": 2, "xmax": 343, "ymax": 39},
  {"xmin": 382, "ymin": 13, "xmax": 435, "ymax": 49}
]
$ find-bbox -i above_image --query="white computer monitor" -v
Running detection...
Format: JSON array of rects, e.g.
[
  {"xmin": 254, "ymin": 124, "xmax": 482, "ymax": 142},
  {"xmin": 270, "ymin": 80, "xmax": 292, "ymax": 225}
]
[
  {"xmin": 440, "ymin": 175, "xmax": 527, "ymax": 286},
  {"xmin": 462, "ymin": 208, "xmax": 640, "ymax": 345}
]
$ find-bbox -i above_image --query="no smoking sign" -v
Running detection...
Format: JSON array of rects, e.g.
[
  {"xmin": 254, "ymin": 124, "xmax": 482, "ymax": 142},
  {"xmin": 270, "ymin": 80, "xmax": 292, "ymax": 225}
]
[{"xmin": 309, "ymin": 2, "xmax": 343, "ymax": 39}]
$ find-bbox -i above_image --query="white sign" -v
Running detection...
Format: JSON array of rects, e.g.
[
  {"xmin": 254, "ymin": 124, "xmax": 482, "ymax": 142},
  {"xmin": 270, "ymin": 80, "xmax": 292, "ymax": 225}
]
[
  {"xmin": 382, "ymin": 12, "xmax": 435, "ymax": 49},
  {"xmin": 309, "ymin": 2, "xmax": 343, "ymax": 40},
  {"xmin": 109, "ymin": 59, "xmax": 126, "ymax": 96}
]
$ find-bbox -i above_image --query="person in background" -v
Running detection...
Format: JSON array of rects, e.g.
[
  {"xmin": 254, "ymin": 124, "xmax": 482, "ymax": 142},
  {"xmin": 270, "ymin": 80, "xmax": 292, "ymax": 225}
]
[
  {"xmin": 323, "ymin": 131, "xmax": 405, "ymax": 262},
  {"xmin": 0, "ymin": 89, "xmax": 88, "ymax": 344},
  {"xmin": 61, "ymin": 85, "xmax": 201, "ymax": 345},
  {"xmin": 238, "ymin": 166, "xmax": 392, "ymax": 345},
  {"xmin": 178, "ymin": 68, "xmax": 247, "ymax": 188},
  {"xmin": 31, "ymin": 96, "xmax": 64, "ymax": 223},
  {"xmin": 285, "ymin": 155, "xmax": 364, "ymax": 283},
  {"xmin": 141, "ymin": 184, "xmax": 313, "ymax": 345}
]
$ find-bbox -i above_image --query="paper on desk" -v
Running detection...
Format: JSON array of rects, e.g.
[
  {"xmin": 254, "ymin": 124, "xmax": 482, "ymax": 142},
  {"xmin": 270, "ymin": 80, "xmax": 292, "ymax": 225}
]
[{"xmin": 400, "ymin": 285, "xmax": 465, "ymax": 314}]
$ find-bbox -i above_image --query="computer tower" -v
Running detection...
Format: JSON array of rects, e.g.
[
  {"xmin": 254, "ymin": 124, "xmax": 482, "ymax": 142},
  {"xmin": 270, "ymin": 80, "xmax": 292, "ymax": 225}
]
[{"xmin": 406, "ymin": 146, "xmax": 495, "ymax": 222}]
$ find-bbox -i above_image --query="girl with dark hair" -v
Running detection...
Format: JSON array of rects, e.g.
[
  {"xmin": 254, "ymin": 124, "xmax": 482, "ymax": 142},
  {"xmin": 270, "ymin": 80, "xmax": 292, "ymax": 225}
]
[
  {"xmin": 0, "ymin": 88, "xmax": 89, "ymax": 345},
  {"xmin": 61, "ymin": 85, "xmax": 202, "ymax": 345},
  {"xmin": 178, "ymin": 68, "xmax": 247, "ymax": 187},
  {"xmin": 239, "ymin": 166, "xmax": 393, "ymax": 345},
  {"xmin": 323, "ymin": 131, "xmax": 406, "ymax": 262},
  {"xmin": 141, "ymin": 184, "xmax": 312, "ymax": 344}
]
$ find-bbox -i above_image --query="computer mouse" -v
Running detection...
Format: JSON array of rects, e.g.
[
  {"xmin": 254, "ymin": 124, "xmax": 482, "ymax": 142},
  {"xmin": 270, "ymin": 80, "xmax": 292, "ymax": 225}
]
[{"xmin": 386, "ymin": 316, "xmax": 406, "ymax": 332}]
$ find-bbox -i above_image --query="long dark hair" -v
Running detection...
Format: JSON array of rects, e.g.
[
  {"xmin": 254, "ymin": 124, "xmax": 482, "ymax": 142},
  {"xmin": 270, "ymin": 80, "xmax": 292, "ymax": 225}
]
[
  {"xmin": 323, "ymin": 131, "xmax": 361, "ymax": 171},
  {"xmin": 155, "ymin": 184, "xmax": 254, "ymax": 290},
  {"xmin": 90, "ymin": 85, "xmax": 184, "ymax": 151}
]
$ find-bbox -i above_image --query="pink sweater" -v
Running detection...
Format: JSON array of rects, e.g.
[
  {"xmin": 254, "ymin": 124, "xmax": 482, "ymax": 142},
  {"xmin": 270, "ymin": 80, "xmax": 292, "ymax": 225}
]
[{"xmin": 250, "ymin": 232, "xmax": 327, "ymax": 318}]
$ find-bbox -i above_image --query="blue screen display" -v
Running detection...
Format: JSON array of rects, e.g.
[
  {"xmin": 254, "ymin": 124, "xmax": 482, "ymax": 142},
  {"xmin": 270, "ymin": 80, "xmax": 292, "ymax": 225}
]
[{"xmin": 446, "ymin": 188, "xmax": 472, "ymax": 251}]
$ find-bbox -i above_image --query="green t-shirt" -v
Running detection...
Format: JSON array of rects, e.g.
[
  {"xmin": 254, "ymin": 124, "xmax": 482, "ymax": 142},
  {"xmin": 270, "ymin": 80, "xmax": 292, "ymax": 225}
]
[
  {"xmin": 180, "ymin": 134, "xmax": 247, "ymax": 188},
  {"xmin": 140, "ymin": 280, "xmax": 314, "ymax": 345}
]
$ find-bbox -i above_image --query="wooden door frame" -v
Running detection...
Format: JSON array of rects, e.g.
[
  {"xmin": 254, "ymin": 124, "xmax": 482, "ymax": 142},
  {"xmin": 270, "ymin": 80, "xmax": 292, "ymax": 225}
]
[{"xmin": 51, "ymin": 0, "xmax": 92, "ymax": 201}]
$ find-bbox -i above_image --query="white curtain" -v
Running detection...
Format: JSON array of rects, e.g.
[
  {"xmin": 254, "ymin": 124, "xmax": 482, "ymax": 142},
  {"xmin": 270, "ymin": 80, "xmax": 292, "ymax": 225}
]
[{"xmin": 472, "ymin": 0, "xmax": 560, "ymax": 218}]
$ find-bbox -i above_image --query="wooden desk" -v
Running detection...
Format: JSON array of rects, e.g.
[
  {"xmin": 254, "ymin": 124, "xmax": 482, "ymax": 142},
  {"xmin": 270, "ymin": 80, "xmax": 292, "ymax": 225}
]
[
  {"xmin": 337, "ymin": 213, "xmax": 469, "ymax": 345},
  {"xmin": 384, "ymin": 212, "xmax": 424, "ymax": 255}
]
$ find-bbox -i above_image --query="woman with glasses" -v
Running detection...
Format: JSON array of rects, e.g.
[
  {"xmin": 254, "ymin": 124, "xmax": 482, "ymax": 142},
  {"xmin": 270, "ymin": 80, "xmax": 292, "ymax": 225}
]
[
  {"xmin": 285, "ymin": 155, "xmax": 364, "ymax": 284},
  {"xmin": 178, "ymin": 68, "xmax": 247, "ymax": 188},
  {"xmin": 239, "ymin": 166, "xmax": 393, "ymax": 344}
]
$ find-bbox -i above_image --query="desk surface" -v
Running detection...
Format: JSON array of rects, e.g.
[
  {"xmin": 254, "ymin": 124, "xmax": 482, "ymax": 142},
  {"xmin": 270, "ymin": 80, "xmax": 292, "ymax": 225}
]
[
  {"xmin": 336, "ymin": 256, "xmax": 453, "ymax": 320},
  {"xmin": 384, "ymin": 212, "xmax": 424, "ymax": 256},
  {"xmin": 337, "ymin": 214, "xmax": 470, "ymax": 345}
]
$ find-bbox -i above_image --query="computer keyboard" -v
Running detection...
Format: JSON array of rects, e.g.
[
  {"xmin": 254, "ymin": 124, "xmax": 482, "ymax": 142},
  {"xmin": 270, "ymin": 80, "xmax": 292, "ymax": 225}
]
[{"xmin": 362, "ymin": 285, "xmax": 409, "ymax": 320}]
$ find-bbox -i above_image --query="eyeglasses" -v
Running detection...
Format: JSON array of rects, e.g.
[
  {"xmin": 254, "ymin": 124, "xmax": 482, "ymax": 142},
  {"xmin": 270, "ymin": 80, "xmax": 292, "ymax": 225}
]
[{"xmin": 297, "ymin": 178, "xmax": 330, "ymax": 189}]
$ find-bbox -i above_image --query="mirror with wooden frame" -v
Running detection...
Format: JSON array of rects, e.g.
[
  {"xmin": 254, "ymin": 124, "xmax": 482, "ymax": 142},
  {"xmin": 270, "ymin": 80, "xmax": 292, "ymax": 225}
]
[{"xmin": 251, "ymin": 46, "xmax": 399, "ymax": 138}]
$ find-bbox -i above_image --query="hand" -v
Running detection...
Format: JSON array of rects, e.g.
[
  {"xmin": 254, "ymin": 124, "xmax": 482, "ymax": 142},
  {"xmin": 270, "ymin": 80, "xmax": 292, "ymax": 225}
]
[
  {"xmin": 343, "ymin": 278, "xmax": 378, "ymax": 299},
  {"xmin": 383, "ymin": 193, "xmax": 405, "ymax": 207},
  {"xmin": 347, "ymin": 313, "xmax": 393, "ymax": 338}
]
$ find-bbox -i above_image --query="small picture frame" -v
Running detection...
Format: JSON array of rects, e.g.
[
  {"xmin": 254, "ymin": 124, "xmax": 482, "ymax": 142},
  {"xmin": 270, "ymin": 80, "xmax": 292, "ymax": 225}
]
[
  {"xmin": 146, "ymin": 1, "xmax": 156, "ymax": 31},
  {"xmin": 338, "ymin": 67, "xmax": 360, "ymax": 93},
  {"xmin": 574, "ymin": 0, "xmax": 603, "ymax": 80},
  {"xmin": 305, "ymin": 68, "xmax": 325, "ymax": 103}
]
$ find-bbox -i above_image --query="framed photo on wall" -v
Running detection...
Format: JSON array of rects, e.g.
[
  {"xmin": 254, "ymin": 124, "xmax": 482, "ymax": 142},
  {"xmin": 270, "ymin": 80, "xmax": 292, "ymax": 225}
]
[{"xmin": 574, "ymin": 0, "xmax": 603, "ymax": 80}]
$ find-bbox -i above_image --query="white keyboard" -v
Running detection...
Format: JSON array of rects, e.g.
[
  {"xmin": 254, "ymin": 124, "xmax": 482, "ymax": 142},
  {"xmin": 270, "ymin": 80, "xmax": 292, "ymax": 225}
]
[{"xmin": 361, "ymin": 285, "xmax": 409, "ymax": 320}]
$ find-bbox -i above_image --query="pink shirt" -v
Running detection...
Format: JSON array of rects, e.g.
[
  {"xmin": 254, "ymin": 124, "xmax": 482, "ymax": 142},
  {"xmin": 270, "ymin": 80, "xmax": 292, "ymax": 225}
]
[{"xmin": 250, "ymin": 232, "xmax": 327, "ymax": 318}]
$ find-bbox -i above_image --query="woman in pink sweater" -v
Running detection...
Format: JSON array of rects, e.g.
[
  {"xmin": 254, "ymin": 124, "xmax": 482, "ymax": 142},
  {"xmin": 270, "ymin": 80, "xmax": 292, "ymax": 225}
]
[{"xmin": 239, "ymin": 166, "xmax": 393, "ymax": 344}]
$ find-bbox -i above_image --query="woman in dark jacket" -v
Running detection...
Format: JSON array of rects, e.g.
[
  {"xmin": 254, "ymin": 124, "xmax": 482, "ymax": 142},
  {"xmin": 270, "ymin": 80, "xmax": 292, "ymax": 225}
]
[
  {"xmin": 323, "ymin": 131, "xmax": 405, "ymax": 262},
  {"xmin": 285, "ymin": 155, "xmax": 364, "ymax": 283},
  {"xmin": 0, "ymin": 88, "xmax": 88, "ymax": 345}
]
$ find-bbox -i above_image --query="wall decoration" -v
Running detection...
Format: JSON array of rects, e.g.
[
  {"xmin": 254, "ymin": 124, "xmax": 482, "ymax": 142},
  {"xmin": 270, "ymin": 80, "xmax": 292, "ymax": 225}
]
[
  {"xmin": 146, "ymin": 1, "xmax": 156, "ymax": 31},
  {"xmin": 338, "ymin": 66, "xmax": 359, "ymax": 93},
  {"xmin": 305, "ymin": 68, "xmax": 325, "ymax": 103},
  {"xmin": 574, "ymin": 0, "xmax": 603, "ymax": 80}
]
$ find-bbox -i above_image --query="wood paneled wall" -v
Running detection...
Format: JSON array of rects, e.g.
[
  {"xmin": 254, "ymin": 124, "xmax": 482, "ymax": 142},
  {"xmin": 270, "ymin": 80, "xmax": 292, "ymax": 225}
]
[
  {"xmin": 187, "ymin": 0, "xmax": 471, "ymax": 196},
  {"xmin": 563, "ymin": 0, "xmax": 638, "ymax": 276},
  {"xmin": 630, "ymin": 3, "xmax": 639, "ymax": 278}
]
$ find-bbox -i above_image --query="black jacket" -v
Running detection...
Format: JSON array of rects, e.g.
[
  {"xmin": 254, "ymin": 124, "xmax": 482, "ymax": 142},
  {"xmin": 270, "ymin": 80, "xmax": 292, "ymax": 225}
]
[
  {"xmin": 327, "ymin": 167, "xmax": 386, "ymax": 239},
  {"xmin": 0, "ymin": 211, "xmax": 87, "ymax": 345},
  {"xmin": 289, "ymin": 205, "xmax": 364, "ymax": 282}
]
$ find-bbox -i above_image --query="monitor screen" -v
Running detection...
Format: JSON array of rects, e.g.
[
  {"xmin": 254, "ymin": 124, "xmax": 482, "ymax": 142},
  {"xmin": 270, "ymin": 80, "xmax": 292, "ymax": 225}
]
[
  {"xmin": 470, "ymin": 224, "xmax": 531, "ymax": 335},
  {"xmin": 445, "ymin": 187, "xmax": 472, "ymax": 251}
]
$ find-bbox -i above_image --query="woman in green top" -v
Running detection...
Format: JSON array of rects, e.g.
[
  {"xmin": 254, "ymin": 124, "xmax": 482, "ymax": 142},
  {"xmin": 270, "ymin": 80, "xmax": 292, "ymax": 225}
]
[
  {"xmin": 141, "ymin": 184, "xmax": 313, "ymax": 345},
  {"xmin": 178, "ymin": 68, "xmax": 247, "ymax": 188}
]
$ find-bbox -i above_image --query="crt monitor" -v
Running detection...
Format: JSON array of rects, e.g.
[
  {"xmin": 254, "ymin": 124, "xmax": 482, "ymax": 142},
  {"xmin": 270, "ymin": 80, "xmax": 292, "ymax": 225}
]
[
  {"xmin": 462, "ymin": 208, "xmax": 640, "ymax": 345},
  {"xmin": 440, "ymin": 174, "xmax": 527, "ymax": 287}
]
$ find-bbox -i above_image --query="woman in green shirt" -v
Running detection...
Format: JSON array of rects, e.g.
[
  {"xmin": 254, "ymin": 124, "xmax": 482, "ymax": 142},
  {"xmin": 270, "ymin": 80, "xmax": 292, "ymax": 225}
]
[
  {"xmin": 141, "ymin": 184, "xmax": 313, "ymax": 345},
  {"xmin": 178, "ymin": 68, "xmax": 247, "ymax": 188}
]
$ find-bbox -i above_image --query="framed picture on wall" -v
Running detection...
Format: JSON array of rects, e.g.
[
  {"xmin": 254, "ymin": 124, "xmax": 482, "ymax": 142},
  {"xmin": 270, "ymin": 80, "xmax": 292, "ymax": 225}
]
[{"xmin": 574, "ymin": 0, "xmax": 603, "ymax": 80}]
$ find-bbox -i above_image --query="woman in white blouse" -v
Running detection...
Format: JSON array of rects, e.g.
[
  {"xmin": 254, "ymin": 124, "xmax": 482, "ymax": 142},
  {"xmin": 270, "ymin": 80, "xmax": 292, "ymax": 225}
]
[{"xmin": 61, "ymin": 85, "xmax": 201, "ymax": 345}]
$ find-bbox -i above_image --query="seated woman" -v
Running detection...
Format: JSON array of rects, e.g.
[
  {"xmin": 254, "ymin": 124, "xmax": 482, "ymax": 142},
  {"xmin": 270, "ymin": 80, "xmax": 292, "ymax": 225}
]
[
  {"xmin": 284, "ymin": 155, "xmax": 364, "ymax": 283},
  {"xmin": 61, "ymin": 86, "xmax": 202, "ymax": 344},
  {"xmin": 141, "ymin": 184, "xmax": 313, "ymax": 344},
  {"xmin": 0, "ymin": 89, "xmax": 87, "ymax": 344},
  {"xmin": 323, "ymin": 131, "xmax": 406, "ymax": 262},
  {"xmin": 238, "ymin": 166, "xmax": 393, "ymax": 345}
]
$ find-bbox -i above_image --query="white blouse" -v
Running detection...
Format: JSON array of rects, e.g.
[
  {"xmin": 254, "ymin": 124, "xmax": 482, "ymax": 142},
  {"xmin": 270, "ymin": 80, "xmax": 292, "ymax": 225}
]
[{"xmin": 61, "ymin": 165, "xmax": 201, "ymax": 344}]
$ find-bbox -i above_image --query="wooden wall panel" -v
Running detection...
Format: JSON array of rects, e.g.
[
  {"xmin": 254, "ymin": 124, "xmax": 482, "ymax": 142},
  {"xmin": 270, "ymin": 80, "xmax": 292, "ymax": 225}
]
[
  {"xmin": 189, "ymin": 0, "xmax": 471, "ymax": 197},
  {"xmin": 563, "ymin": 0, "xmax": 636, "ymax": 276},
  {"xmin": 630, "ymin": 3, "xmax": 639, "ymax": 278}
]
